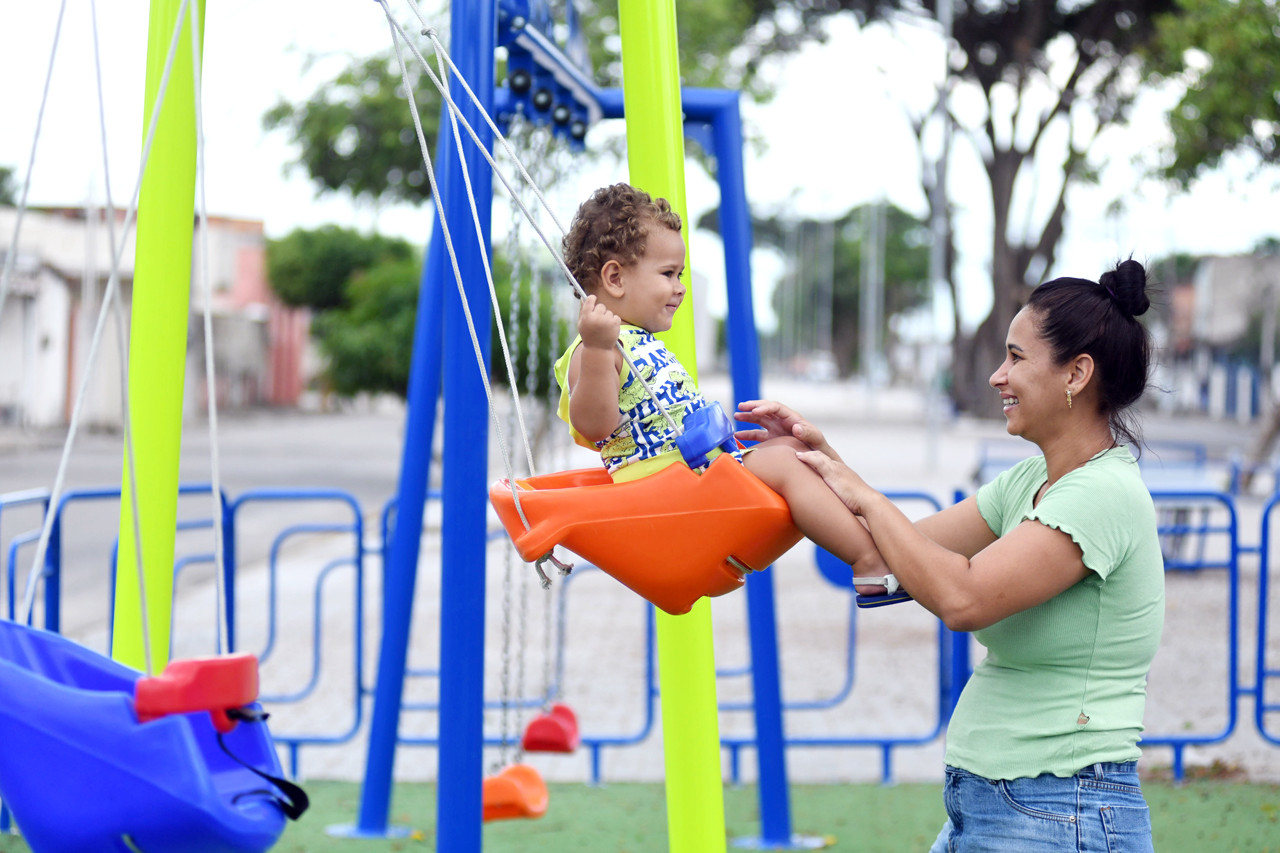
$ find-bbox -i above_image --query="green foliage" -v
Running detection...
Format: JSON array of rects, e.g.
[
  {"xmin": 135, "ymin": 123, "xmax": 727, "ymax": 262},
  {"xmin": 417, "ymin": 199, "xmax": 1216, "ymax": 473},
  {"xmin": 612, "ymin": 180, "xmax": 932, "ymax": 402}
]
[
  {"xmin": 262, "ymin": 54, "xmax": 441, "ymax": 206},
  {"xmin": 266, "ymin": 226, "xmax": 416, "ymax": 311},
  {"xmin": 490, "ymin": 258, "xmax": 573, "ymax": 404},
  {"xmin": 294, "ymin": 239, "xmax": 569, "ymax": 401},
  {"xmin": 262, "ymin": 1, "xmax": 903, "ymax": 208},
  {"xmin": 0, "ymin": 166, "xmax": 16, "ymax": 206},
  {"xmin": 311, "ymin": 258, "xmax": 421, "ymax": 398},
  {"xmin": 578, "ymin": 0, "xmax": 916, "ymax": 101},
  {"xmin": 1144, "ymin": 0, "xmax": 1280, "ymax": 187},
  {"xmin": 1148, "ymin": 251, "xmax": 1200, "ymax": 287}
]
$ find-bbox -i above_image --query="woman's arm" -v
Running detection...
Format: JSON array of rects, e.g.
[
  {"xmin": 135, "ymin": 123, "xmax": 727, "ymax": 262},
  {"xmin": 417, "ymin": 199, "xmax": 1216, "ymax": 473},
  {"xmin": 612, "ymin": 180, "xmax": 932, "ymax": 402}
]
[
  {"xmin": 567, "ymin": 296, "xmax": 624, "ymax": 443},
  {"xmin": 800, "ymin": 452, "xmax": 1089, "ymax": 631},
  {"xmin": 734, "ymin": 399, "xmax": 842, "ymax": 462},
  {"xmin": 914, "ymin": 498, "xmax": 997, "ymax": 558}
]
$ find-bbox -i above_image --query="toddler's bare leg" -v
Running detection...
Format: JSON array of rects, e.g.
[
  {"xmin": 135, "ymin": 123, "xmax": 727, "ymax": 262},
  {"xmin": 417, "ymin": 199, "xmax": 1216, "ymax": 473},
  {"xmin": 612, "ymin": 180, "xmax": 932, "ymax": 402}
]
[{"xmin": 744, "ymin": 438, "xmax": 885, "ymax": 573}]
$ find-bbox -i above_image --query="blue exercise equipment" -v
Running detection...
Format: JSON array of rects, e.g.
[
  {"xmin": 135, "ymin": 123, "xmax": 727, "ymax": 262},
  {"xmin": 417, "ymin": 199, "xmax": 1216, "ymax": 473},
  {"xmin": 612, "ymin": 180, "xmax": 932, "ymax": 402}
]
[{"xmin": 0, "ymin": 620, "xmax": 304, "ymax": 853}]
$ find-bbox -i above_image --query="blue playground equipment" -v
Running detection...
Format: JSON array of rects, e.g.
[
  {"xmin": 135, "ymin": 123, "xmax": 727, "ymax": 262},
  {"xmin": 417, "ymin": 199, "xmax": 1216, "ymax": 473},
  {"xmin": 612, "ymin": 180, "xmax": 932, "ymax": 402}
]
[
  {"xmin": 0, "ymin": 0, "xmax": 308, "ymax": 849},
  {"xmin": 8, "ymin": 2, "xmax": 1278, "ymax": 851},
  {"xmin": 0, "ymin": 620, "xmax": 299, "ymax": 853},
  {"xmin": 351, "ymin": 0, "xmax": 822, "ymax": 849}
]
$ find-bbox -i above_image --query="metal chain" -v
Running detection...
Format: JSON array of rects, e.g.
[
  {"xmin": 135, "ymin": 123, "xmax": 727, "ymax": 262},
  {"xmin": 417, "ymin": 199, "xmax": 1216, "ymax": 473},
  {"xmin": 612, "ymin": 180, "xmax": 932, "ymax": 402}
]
[
  {"xmin": 496, "ymin": 538, "xmax": 516, "ymax": 770},
  {"xmin": 513, "ymin": 518, "xmax": 531, "ymax": 762}
]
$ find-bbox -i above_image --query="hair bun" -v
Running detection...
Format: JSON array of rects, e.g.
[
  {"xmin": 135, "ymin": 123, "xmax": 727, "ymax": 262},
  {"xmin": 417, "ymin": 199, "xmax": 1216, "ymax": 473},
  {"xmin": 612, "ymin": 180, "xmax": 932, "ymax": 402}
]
[{"xmin": 1100, "ymin": 259, "xmax": 1150, "ymax": 318}]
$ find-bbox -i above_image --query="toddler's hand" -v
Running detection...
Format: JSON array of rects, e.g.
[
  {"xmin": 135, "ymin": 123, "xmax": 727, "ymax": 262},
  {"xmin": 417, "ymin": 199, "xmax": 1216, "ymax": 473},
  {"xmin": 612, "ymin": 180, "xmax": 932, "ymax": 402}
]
[{"xmin": 578, "ymin": 295, "xmax": 621, "ymax": 351}]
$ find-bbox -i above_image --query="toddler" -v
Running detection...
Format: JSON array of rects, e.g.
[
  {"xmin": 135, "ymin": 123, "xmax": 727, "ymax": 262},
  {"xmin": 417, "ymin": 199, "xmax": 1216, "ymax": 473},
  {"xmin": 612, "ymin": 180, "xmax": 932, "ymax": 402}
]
[{"xmin": 555, "ymin": 183, "xmax": 886, "ymax": 578}]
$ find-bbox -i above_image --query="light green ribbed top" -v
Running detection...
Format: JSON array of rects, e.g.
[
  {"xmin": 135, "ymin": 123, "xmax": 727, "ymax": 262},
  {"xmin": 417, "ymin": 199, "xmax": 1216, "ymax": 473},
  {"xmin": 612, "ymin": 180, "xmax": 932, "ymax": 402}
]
[{"xmin": 946, "ymin": 446, "xmax": 1165, "ymax": 779}]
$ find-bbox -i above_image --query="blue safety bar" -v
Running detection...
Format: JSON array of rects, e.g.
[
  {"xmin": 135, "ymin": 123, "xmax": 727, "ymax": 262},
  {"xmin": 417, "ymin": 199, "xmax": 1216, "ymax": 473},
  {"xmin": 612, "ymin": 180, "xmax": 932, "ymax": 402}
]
[
  {"xmin": 1139, "ymin": 490, "xmax": 1242, "ymax": 781},
  {"xmin": 1254, "ymin": 496, "xmax": 1280, "ymax": 746}
]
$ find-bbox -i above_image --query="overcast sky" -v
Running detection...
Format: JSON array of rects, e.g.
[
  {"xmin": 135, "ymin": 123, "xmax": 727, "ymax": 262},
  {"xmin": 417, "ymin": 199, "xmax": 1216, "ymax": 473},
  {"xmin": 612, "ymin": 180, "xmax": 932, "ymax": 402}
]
[{"xmin": 3, "ymin": 2, "xmax": 1277, "ymax": 333}]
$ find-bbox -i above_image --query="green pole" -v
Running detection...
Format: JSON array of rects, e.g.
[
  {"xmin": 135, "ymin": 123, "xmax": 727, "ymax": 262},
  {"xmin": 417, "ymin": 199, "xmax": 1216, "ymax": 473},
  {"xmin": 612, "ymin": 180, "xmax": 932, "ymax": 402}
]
[
  {"xmin": 618, "ymin": 2, "xmax": 727, "ymax": 851},
  {"xmin": 113, "ymin": 0, "xmax": 205, "ymax": 673}
]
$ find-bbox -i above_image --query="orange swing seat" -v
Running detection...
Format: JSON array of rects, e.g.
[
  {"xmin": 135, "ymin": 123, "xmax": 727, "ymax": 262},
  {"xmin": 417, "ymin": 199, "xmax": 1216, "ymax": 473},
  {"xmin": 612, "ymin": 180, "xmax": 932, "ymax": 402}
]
[
  {"xmin": 482, "ymin": 763, "xmax": 549, "ymax": 822},
  {"xmin": 489, "ymin": 453, "xmax": 802, "ymax": 615}
]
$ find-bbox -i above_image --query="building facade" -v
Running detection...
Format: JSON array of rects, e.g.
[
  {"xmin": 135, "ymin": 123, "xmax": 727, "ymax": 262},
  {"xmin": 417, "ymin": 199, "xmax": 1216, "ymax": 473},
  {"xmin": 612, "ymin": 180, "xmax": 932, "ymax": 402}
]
[{"xmin": 0, "ymin": 206, "xmax": 310, "ymax": 430}]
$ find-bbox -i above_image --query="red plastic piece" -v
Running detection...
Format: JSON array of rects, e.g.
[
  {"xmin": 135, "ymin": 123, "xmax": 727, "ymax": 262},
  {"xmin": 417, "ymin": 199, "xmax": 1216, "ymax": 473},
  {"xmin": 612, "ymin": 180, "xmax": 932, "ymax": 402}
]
[
  {"xmin": 521, "ymin": 703, "xmax": 579, "ymax": 753},
  {"xmin": 489, "ymin": 454, "xmax": 803, "ymax": 615},
  {"xmin": 482, "ymin": 763, "xmax": 548, "ymax": 822},
  {"xmin": 134, "ymin": 653, "xmax": 260, "ymax": 734}
]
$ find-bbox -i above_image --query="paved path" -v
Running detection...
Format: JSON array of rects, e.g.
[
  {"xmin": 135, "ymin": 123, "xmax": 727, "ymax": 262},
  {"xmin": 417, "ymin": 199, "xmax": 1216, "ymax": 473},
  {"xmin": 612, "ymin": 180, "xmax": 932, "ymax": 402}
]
[{"xmin": 2, "ymin": 380, "xmax": 1277, "ymax": 786}]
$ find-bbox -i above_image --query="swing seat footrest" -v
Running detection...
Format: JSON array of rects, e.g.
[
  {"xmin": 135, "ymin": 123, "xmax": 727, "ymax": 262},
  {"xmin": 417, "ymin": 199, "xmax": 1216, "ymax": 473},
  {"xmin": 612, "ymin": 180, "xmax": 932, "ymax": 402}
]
[{"xmin": 135, "ymin": 653, "xmax": 260, "ymax": 733}]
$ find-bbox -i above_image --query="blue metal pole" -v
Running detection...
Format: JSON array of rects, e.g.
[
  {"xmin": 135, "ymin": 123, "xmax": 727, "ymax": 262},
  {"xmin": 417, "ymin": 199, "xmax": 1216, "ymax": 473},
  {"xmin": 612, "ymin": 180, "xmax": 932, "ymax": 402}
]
[
  {"xmin": 435, "ymin": 0, "xmax": 496, "ymax": 847},
  {"xmin": 344, "ymin": 207, "xmax": 447, "ymax": 838},
  {"xmin": 222, "ymin": 492, "xmax": 236, "ymax": 652},
  {"xmin": 45, "ymin": 515, "xmax": 61, "ymax": 633}
]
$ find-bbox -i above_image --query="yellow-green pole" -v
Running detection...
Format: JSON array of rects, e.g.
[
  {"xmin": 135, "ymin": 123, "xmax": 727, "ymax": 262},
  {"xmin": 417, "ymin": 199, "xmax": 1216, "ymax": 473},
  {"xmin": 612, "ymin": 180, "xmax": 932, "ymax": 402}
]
[
  {"xmin": 113, "ymin": 0, "xmax": 205, "ymax": 673},
  {"xmin": 618, "ymin": 2, "xmax": 727, "ymax": 851}
]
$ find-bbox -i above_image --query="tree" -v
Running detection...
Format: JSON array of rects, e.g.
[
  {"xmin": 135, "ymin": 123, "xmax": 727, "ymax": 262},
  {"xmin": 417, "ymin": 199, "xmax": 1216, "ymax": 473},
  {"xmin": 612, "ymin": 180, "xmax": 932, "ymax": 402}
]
[
  {"xmin": 266, "ymin": 225, "xmax": 416, "ymax": 311},
  {"xmin": 271, "ymin": 1, "xmax": 1221, "ymax": 415},
  {"xmin": 1142, "ymin": 0, "xmax": 1280, "ymax": 188},
  {"xmin": 1140, "ymin": 0, "xmax": 1280, "ymax": 484},
  {"xmin": 563, "ymin": 1, "xmax": 1194, "ymax": 412},
  {"xmin": 263, "ymin": 55, "xmax": 441, "ymax": 207},
  {"xmin": 266, "ymin": 227, "xmax": 419, "ymax": 397},
  {"xmin": 0, "ymin": 166, "xmax": 17, "ymax": 206},
  {"xmin": 312, "ymin": 258, "xmax": 421, "ymax": 397},
  {"xmin": 276, "ymin": 227, "xmax": 567, "ymax": 400},
  {"xmin": 741, "ymin": 203, "xmax": 931, "ymax": 377}
]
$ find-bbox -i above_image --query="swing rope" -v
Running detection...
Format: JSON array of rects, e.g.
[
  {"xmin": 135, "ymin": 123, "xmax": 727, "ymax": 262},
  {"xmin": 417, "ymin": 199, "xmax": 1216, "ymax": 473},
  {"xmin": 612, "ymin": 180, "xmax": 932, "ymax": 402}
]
[
  {"xmin": 386, "ymin": 0, "xmax": 680, "ymax": 438},
  {"xmin": 0, "ymin": 1, "xmax": 65, "ymax": 327},
  {"xmin": 12, "ymin": 0, "xmax": 232, "ymax": 669},
  {"xmin": 186, "ymin": 0, "xmax": 232, "ymax": 656},
  {"xmin": 13, "ymin": 0, "xmax": 205, "ymax": 667},
  {"xmin": 381, "ymin": 4, "xmax": 532, "ymax": 514},
  {"xmin": 409, "ymin": 19, "xmax": 682, "ymax": 439},
  {"xmin": 377, "ymin": 4, "xmax": 682, "ymax": 584}
]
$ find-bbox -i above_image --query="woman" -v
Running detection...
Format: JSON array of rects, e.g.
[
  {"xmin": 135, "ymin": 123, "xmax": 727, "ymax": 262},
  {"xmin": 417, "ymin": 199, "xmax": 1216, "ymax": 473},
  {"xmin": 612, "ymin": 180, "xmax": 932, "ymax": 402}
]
[{"xmin": 736, "ymin": 259, "xmax": 1165, "ymax": 852}]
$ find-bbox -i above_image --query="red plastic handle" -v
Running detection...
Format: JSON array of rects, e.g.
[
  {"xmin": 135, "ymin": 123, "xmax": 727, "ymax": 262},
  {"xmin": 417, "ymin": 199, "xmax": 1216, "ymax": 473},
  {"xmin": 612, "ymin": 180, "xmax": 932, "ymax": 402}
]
[{"xmin": 134, "ymin": 653, "xmax": 260, "ymax": 733}]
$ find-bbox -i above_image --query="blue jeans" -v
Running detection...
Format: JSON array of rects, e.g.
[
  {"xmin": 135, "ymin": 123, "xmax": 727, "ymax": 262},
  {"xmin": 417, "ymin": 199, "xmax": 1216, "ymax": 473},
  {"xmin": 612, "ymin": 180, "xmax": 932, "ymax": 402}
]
[{"xmin": 927, "ymin": 762, "xmax": 1153, "ymax": 853}]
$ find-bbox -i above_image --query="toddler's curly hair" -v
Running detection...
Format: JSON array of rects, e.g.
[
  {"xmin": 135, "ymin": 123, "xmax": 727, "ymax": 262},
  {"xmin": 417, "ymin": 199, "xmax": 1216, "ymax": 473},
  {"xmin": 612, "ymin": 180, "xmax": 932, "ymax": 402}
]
[{"xmin": 561, "ymin": 183, "xmax": 682, "ymax": 295}]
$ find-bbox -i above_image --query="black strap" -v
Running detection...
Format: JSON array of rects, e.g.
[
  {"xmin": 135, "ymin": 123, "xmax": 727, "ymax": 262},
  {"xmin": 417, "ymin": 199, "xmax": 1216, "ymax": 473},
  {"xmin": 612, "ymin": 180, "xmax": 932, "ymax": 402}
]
[{"xmin": 217, "ymin": 710, "xmax": 310, "ymax": 821}]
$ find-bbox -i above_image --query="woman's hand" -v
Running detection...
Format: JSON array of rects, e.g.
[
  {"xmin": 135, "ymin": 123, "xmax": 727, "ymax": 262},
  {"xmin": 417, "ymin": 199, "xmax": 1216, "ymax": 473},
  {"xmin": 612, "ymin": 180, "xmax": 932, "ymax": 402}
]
[
  {"xmin": 734, "ymin": 400, "xmax": 836, "ymax": 458},
  {"xmin": 796, "ymin": 450, "xmax": 875, "ymax": 516},
  {"xmin": 578, "ymin": 294, "xmax": 621, "ymax": 351}
]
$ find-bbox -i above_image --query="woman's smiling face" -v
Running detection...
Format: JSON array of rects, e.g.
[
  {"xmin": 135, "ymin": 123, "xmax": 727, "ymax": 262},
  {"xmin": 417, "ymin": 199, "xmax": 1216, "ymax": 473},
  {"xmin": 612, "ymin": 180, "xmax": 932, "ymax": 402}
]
[{"xmin": 989, "ymin": 307, "xmax": 1070, "ymax": 440}]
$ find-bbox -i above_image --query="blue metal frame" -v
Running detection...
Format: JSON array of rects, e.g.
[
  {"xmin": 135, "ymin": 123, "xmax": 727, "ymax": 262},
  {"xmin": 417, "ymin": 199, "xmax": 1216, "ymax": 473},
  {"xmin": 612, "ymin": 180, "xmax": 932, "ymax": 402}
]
[
  {"xmin": 1255, "ymin": 495, "xmax": 1280, "ymax": 746},
  {"xmin": 1134, "ymin": 490, "xmax": 1241, "ymax": 781},
  {"xmin": 352, "ymin": 1, "xmax": 816, "ymax": 845}
]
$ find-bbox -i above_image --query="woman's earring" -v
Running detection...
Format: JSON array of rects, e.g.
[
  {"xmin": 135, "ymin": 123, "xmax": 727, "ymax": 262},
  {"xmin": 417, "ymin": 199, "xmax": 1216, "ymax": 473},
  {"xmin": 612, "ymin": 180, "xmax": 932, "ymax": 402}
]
[{"xmin": 1066, "ymin": 388, "xmax": 1073, "ymax": 409}]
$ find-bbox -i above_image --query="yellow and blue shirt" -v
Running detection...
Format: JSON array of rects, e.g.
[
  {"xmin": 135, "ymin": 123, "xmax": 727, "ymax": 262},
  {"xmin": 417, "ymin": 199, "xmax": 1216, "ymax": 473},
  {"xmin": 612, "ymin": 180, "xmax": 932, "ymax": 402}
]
[{"xmin": 554, "ymin": 325, "xmax": 723, "ymax": 482}]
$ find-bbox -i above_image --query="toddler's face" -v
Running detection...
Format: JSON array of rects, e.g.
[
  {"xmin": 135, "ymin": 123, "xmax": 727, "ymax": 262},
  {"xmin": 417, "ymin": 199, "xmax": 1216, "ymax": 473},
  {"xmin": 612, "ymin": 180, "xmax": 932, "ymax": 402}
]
[{"xmin": 615, "ymin": 226, "xmax": 686, "ymax": 333}]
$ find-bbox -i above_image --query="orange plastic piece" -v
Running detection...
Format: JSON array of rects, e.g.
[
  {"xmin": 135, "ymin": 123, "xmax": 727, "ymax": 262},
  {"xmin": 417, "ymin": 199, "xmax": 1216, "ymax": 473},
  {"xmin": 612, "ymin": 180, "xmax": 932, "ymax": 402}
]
[
  {"xmin": 489, "ymin": 454, "xmax": 802, "ymax": 615},
  {"xmin": 134, "ymin": 653, "xmax": 260, "ymax": 734},
  {"xmin": 521, "ymin": 703, "xmax": 579, "ymax": 753},
  {"xmin": 482, "ymin": 763, "xmax": 549, "ymax": 822}
]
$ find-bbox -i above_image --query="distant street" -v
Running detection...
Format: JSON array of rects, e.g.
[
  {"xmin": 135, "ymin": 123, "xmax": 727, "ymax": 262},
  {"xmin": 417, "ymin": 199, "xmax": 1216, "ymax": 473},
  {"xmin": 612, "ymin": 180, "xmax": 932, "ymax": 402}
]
[{"xmin": 0, "ymin": 404, "xmax": 407, "ymax": 635}]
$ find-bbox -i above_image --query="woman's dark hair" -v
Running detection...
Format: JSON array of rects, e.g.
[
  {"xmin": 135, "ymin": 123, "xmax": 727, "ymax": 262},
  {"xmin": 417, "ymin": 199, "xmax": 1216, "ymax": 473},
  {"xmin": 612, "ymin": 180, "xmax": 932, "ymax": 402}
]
[{"xmin": 1026, "ymin": 258, "xmax": 1153, "ymax": 448}]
